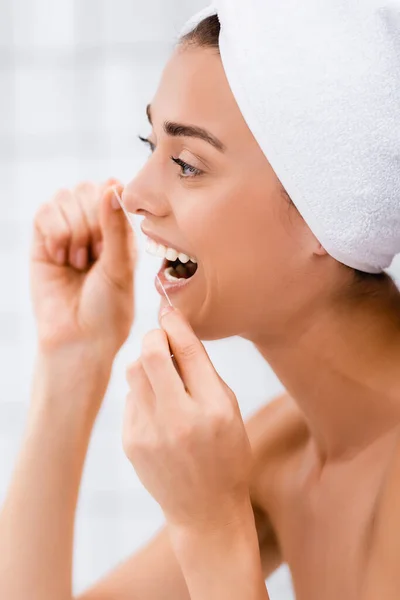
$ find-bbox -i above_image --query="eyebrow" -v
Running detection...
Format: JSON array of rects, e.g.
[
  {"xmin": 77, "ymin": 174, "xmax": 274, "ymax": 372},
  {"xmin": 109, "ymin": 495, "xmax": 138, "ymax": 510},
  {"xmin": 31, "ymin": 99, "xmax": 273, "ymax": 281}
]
[{"xmin": 146, "ymin": 103, "xmax": 226, "ymax": 153}]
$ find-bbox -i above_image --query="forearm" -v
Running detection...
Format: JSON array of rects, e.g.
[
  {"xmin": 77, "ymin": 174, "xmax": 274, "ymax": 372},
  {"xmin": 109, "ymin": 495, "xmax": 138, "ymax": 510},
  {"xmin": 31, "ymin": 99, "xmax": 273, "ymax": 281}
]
[
  {"xmin": 168, "ymin": 496, "xmax": 270, "ymax": 600},
  {"xmin": 0, "ymin": 348, "xmax": 112, "ymax": 600}
]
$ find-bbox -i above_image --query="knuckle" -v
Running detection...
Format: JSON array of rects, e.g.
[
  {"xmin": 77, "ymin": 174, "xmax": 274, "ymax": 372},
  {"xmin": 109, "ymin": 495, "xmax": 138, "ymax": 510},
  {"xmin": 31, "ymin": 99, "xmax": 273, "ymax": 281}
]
[
  {"xmin": 122, "ymin": 425, "xmax": 158, "ymax": 458},
  {"xmin": 56, "ymin": 202, "xmax": 90, "ymax": 245},
  {"xmin": 34, "ymin": 202, "xmax": 52, "ymax": 225},
  {"xmin": 172, "ymin": 422, "xmax": 193, "ymax": 444},
  {"xmin": 104, "ymin": 177, "xmax": 120, "ymax": 188},
  {"xmin": 74, "ymin": 181, "xmax": 96, "ymax": 195},
  {"xmin": 122, "ymin": 430, "xmax": 135, "ymax": 457},
  {"xmin": 122, "ymin": 407, "xmax": 138, "ymax": 454},
  {"xmin": 53, "ymin": 188, "xmax": 72, "ymax": 204},
  {"xmin": 141, "ymin": 330, "xmax": 166, "ymax": 364},
  {"xmin": 168, "ymin": 413, "xmax": 199, "ymax": 445},
  {"xmin": 36, "ymin": 200, "xmax": 51, "ymax": 215},
  {"xmin": 34, "ymin": 203, "xmax": 69, "ymax": 243},
  {"xmin": 142, "ymin": 346, "xmax": 165, "ymax": 366},
  {"xmin": 177, "ymin": 342, "xmax": 198, "ymax": 361},
  {"xmin": 207, "ymin": 406, "xmax": 234, "ymax": 429},
  {"xmin": 125, "ymin": 360, "xmax": 141, "ymax": 385}
]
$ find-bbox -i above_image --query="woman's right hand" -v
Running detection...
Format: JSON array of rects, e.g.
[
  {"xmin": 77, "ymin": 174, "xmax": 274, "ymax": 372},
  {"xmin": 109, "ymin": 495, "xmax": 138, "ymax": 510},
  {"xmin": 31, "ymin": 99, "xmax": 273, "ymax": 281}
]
[{"xmin": 30, "ymin": 179, "xmax": 136, "ymax": 362}]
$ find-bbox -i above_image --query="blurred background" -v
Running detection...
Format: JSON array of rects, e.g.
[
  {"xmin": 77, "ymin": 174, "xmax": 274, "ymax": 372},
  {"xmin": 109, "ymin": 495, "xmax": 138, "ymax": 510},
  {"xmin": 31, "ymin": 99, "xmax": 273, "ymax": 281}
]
[
  {"xmin": 0, "ymin": 0, "xmax": 294, "ymax": 598},
  {"xmin": 1, "ymin": 1, "xmax": 399, "ymax": 599}
]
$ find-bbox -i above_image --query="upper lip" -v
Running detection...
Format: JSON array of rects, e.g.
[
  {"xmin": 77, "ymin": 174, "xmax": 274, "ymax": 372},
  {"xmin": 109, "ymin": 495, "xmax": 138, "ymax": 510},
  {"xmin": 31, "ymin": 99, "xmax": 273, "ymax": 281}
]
[{"xmin": 140, "ymin": 226, "xmax": 196, "ymax": 258}]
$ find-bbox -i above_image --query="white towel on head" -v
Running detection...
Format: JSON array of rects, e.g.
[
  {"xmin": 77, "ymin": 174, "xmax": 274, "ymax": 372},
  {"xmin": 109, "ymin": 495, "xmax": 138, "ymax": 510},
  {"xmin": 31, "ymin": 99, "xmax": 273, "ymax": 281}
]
[{"xmin": 179, "ymin": 1, "xmax": 400, "ymax": 274}]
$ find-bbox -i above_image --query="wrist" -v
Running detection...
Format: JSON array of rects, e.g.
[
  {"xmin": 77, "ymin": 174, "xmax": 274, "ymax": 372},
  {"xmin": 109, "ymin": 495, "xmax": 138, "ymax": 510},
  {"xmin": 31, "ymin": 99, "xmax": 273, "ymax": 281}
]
[
  {"xmin": 167, "ymin": 495, "xmax": 267, "ymax": 600},
  {"xmin": 37, "ymin": 338, "xmax": 116, "ymax": 369},
  {"xmin": 168, "ymin": 493, "xmax": 256, "ymax": 555},
  {"xmin": 31, "ymin": 344, "xmax": 114, "ymax": 423}
]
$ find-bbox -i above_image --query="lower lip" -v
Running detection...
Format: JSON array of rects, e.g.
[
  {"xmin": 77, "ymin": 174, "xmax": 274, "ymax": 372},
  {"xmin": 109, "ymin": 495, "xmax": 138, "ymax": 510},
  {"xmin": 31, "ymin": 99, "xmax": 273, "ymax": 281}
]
[{"xmin": 155, "ymin": 260, "xmax": 197, "ymax": 296}]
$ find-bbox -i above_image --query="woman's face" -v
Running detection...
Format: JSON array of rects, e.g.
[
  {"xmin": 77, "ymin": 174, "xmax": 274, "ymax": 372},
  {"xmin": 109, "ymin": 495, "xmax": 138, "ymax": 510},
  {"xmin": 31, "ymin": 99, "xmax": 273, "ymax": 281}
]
[{"xmin": 123, "ymin": 45, "xmax": 328, "ymax": 341}]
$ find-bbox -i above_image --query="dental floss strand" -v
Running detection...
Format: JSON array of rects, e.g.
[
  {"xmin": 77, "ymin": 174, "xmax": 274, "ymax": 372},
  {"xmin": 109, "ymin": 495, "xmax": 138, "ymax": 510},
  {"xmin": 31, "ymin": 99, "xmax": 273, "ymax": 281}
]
[
  {"xmin": 112, "ymin": 186, "xmax": 175, "ymax": 360},
  {"xmin": 111, "ymin": 186, "xmax": 137, "ymax": 236},
  {"xmin": 156, "ymin": 274, "xmax": 173, "ymax": 308}
]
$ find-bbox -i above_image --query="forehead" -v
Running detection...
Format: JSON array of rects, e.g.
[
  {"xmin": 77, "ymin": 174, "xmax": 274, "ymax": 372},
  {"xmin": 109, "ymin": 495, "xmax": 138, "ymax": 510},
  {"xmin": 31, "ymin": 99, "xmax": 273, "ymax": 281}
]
[{"xmin": 151, "ymin": 46, "xmax": 251, "ymax": 144}]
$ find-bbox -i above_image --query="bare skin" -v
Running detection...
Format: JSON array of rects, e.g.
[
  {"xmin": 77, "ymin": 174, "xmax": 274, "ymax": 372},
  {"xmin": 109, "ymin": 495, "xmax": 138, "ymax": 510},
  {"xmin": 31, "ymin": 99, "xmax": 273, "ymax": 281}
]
[
  {"xmin": 1, "ymin": 41, "xmax": 400, "ymax": 600},
  {"xmin": 120, "ymin": 42, "xmax": 400, "ymax": 598}
]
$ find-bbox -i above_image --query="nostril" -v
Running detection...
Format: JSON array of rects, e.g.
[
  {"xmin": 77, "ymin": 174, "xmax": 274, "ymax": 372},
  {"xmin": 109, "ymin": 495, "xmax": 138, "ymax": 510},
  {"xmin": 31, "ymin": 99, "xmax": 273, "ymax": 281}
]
[
  {"xmin": 122, "ymin": 183, "xmax": 169, "ymax": 218},
  {"xmin": 121, "ymin": 191, "xmax": 148, "ymax": 216}
]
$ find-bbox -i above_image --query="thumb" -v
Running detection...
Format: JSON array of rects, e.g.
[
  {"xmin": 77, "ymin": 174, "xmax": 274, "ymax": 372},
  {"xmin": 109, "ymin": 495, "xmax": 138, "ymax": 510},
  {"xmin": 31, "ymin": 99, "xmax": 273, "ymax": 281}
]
[{"xmin": 98, "ymin": 184, "xmax": 137, "ymax": 289}]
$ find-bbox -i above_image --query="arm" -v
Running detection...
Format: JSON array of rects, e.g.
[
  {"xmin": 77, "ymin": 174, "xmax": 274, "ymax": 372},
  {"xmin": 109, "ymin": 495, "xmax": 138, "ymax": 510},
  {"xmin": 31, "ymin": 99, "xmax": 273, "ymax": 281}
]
[
  {"xmin": 0, "ymin": 348, "xmax": 281, "ymax": 600},
  {"xmin": 0, "ymin": 177, "xmax": 137, "ymax": 599},
  {"xmin": 167, "ymin": 496, "xmax": 271, "ymax": 600},
  {"xmin": 0, "ymin": 344, "xmax": 282, "ymax": 600},
  {"xmin": 76, "ymin": 502, "xmax": 281, "ymax": 600},
  {"xmin": 0, "ymin": 349, "xmax": 112, "ymax": 600}
]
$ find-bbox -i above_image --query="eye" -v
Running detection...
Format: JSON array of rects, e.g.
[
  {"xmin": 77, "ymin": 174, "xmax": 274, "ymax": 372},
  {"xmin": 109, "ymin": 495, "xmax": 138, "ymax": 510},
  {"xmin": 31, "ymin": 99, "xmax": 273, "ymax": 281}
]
[
  {"xmin": 170, "ymin": 156, "xmax": 203, "ymax": 179},
  {"xmin": 138, "ymin": 135, "xmax": 204, "ymax": 179},
  {"xmin": 138, "ymin": 135, "xmax": 155, "ymax": 154}
]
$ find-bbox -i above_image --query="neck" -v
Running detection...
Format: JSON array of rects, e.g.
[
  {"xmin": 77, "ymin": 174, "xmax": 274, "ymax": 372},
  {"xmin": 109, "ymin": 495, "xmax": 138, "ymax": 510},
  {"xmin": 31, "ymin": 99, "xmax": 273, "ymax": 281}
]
[{"xmin": 253, "ymin": 278, "xmax": 400, "ymax": 461}]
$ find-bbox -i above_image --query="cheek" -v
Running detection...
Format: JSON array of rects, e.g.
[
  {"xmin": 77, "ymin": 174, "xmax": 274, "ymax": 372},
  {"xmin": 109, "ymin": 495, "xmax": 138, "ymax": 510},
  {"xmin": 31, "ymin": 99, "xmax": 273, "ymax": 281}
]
[
  {"xmin": 175, "ymin": 181, "xmax": 299, "ymax": 292},
  {"xmin": 190, "ymin": 187, "xmax": 281, "ymax": 269}
]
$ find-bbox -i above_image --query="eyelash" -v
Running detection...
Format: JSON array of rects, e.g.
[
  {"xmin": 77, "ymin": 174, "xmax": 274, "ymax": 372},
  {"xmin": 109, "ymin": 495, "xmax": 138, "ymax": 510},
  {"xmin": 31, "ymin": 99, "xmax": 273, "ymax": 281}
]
[{"xmin": 138, "ymin": 135, "xmax": 204, "ymax": 179}]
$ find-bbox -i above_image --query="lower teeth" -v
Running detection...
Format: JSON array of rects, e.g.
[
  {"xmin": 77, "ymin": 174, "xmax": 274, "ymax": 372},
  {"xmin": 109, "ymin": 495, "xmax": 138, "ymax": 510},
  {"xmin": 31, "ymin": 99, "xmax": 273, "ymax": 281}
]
[{"xmin": 164, "ymin": 267, "xmax": 182, "ymax": 282}]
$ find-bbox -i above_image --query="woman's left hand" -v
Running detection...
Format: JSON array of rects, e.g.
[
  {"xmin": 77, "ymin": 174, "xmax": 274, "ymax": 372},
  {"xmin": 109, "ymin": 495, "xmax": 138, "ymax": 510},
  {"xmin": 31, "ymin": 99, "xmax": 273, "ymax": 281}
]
[{"xmin": 122, "ymin": 305, "xmax": 253, "ymax": 533}]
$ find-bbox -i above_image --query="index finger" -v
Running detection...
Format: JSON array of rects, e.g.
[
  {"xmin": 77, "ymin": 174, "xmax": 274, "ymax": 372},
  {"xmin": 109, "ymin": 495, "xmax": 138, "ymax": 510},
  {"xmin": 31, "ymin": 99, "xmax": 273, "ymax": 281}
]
[{"xmin": 159, "ymin": 306, "xmax": 218, "ymax": 396}]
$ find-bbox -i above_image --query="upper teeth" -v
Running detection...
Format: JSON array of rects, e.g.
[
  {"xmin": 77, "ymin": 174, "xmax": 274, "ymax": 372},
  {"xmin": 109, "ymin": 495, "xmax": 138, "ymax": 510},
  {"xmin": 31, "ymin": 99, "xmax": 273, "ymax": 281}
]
[{"xmin": 145, "ymin": 238, "xmax": 197, "ymax": 264}]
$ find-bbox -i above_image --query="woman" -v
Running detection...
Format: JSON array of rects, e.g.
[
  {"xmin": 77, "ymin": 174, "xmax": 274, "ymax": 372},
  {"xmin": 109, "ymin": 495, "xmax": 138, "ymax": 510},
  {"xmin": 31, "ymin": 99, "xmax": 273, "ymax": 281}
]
[{"xmin": 1, "ymin": 3, "xmax": 400, "ymax": 600}]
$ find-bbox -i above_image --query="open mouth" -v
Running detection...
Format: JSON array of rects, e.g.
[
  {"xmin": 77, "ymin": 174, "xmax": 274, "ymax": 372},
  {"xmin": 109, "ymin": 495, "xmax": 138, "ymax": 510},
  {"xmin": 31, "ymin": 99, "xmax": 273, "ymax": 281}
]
[
  {"xmin": 146, "ymin": 237, "xmax": 199, "ymax": 282},
  {"xmin": 163, "ymin": 257, "xmax": 198, "ymax": 281}
]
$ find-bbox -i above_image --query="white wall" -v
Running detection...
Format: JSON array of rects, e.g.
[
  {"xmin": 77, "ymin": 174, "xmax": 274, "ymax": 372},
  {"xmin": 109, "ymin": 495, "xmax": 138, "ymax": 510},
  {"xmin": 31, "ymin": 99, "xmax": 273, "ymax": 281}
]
[{"xmin": 2, "ymin": 1, "xmax": 399, "ymax": 598}]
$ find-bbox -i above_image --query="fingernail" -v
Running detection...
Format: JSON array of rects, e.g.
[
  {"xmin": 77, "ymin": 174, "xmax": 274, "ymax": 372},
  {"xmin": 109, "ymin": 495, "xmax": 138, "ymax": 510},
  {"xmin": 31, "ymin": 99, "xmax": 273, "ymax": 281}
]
[
  {"xmin": 56, "ymin": 248, "xmax": 66, "ymax": 265},
  {"xmin": 75, "ymin": 247, "xmax": 88, "ymax": 270},
  {"xmin": 160, "ymin": 305, "xmax": 175, "ymax": 319},
  {"xmin": 111, "ymin": 190, "xmax": 121, "ymax": 210}
]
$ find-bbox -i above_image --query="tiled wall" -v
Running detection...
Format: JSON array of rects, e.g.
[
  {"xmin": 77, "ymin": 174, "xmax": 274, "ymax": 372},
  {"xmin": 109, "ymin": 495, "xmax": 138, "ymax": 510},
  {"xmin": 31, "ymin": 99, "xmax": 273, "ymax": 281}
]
[{"xmin": 2, "ymin": 1, "xmax": 399, "ymax": 598}]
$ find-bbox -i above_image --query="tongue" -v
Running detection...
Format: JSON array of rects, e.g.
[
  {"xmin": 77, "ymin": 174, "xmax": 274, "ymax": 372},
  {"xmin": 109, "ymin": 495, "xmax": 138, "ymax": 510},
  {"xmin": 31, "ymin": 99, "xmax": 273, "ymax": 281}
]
[{"xmin": 175, "ymin": 263, "xmax": 189, "ymax": 278}]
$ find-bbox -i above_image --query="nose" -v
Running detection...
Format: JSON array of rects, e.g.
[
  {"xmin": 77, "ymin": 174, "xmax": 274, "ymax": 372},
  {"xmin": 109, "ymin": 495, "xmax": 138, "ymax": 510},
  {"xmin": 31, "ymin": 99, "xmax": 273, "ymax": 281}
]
[{"xmin": 122, "ymin": 160, "xmax": 170, "ymax": 218}]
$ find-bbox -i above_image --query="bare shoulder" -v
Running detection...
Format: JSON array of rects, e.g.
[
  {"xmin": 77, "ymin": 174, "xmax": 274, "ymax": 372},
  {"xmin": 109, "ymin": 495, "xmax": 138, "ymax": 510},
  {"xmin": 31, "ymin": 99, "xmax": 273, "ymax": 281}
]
[
  {"xmin": 362, "ymin": 425, "xmax": 400, "ymax": 599},
  {"xmin": 244, "ymin": 392, "xmax": 310, "ymax": 577}
]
